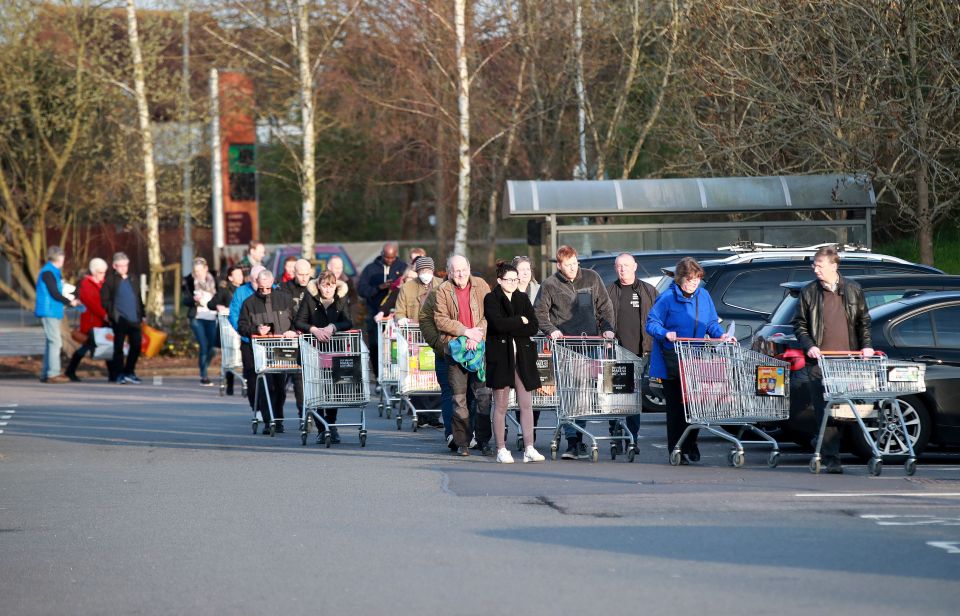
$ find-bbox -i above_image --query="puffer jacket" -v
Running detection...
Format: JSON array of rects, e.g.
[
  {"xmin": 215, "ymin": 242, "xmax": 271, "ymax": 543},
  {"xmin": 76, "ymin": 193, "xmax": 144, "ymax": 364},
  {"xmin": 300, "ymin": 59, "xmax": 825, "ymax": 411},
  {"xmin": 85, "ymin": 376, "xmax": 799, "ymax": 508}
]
[
  {"xmin": 793, "ymin": 275, "xmax": 871, "ymax": 353},
  {"xmin": 645, "ymin": 282, "xmax": 724, "ymax": 380},
  {"xmin": 433, "ymin": 276, "xmax": 491, "ymax": 350},
  {"xmin": 294, "ymin": 279, "xmax": 351, "ymax": 333}
]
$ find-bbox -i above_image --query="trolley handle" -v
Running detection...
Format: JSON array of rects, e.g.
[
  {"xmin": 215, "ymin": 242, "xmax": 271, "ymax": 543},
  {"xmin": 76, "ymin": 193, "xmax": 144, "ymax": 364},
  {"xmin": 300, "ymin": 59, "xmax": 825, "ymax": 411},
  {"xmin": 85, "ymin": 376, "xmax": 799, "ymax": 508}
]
[
  {"xmin": 673, "ymin": 336, "xmax": 736, "ymax": 343},
  {"xmin": 818, "ymin": 350, "xmax": 885, "ymax": 357}
]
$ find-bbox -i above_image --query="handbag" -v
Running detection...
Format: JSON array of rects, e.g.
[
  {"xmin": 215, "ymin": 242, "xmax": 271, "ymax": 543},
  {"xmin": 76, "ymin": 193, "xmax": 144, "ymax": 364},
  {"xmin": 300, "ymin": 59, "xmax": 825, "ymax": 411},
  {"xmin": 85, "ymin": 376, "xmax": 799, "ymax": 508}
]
[{"xmin": 70, "ymin": 329, "xmax": 87, "ymax": 344}]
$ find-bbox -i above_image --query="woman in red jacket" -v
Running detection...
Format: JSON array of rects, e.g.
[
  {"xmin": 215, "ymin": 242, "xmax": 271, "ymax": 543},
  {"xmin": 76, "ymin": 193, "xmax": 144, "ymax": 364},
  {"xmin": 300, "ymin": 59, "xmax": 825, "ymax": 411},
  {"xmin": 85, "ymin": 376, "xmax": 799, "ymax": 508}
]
[{"xmin": 65, "ymin": 258, "xmax": 115, "ymax": 381}]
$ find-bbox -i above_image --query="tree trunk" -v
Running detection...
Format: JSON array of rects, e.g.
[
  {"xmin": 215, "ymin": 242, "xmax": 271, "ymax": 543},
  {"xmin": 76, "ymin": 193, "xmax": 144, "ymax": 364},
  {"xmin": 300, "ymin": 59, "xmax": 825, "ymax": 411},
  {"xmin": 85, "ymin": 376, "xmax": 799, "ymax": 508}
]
[
  {"xmin": 297, "ymin": 0, "xmax": 316, "ymax": 261},
  {"xmin": 125, "ymin": 0, "xmax": 163, "ymax": 323},
  {"xmin": 573, "ymin": 0, "xmax": 588, "ymax": 179},
  {"xmin": 453, "ymin": 0, "xmax": 470, "ymax": 258}
]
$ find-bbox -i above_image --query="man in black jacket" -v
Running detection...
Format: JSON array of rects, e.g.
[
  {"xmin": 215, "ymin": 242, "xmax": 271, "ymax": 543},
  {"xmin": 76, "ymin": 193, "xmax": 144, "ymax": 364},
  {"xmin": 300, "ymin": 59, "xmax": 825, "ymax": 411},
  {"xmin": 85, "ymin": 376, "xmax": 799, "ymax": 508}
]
[
  {"xmin": 100, "ymin": 252, "xmax": 145, "ymax": 384},
  {"xmin": 357, "ymin": 242, "xmax": 406, "ymax": 377},
  {"xmin": 607, "ymin": 253, "xmax": 657, "ymax": 440},
  {"xmin": 793, "ymin": 246, "xmax": 873, "ymax": 474},
  {"xmin": 238, "ymin": 269, "xmax": 298, "ymax": 434}
]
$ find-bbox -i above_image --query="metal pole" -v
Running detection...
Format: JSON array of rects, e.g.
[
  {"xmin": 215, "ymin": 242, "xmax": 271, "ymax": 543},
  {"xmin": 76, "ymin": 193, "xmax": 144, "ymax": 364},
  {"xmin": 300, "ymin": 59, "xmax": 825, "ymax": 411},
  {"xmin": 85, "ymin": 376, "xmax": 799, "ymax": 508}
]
[
  {"xmin": 180, "ymin": 5, "xmax": 194, "ymax": 274},
  {"xmin": 210, "ymin": 68, "xmax": 224, "ymax": 273}
]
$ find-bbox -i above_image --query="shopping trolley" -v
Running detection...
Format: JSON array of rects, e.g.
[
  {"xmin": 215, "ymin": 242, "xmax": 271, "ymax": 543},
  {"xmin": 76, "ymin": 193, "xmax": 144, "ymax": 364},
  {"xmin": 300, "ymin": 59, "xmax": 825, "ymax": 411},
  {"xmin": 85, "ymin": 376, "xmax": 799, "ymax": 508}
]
[
  {"xmin": 672, "ymin": 338, "xmax": 790, "ymax": 467},
  {"xmin": 299, "ymin": 331, "xmax": 371, "ymax": 447},
  {"xmin": 504, "ymin": 335, "xmax": 560, "ymax": 451},
  {"xmin": 376, "ymin": 318, "xmax": 401, "ymax": 418},
  {"xmin": 217, "ymin": 314, "xmax": 247, "ymax": 397},
  {"xmin": 251, "ymin": 335, "xmax": 301, "ymax": 436},
  {"xmin": 395, "ymin": 323, "xmax": 441, "ymax": 431},
  {"xmin": 813, "ymin": 352, "xmax": 925, "ymax": 476},
  {"xmin": 550, "ymin": 337, "xmax": 644, "ymax": 462}
]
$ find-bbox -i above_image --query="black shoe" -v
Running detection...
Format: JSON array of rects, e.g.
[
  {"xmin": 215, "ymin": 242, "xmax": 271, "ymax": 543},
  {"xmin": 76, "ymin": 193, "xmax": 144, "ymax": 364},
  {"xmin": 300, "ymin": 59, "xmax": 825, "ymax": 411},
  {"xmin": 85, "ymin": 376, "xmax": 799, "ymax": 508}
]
[
  {"xmin": 274, "ymin": 423, "xmax": 285, "ymax": 433},
  {"xmin": 678, "ymin": 453, "xmax": 691, "ymax": 465},
  {"xmin": 826, "ymin": 457, "xmax": 844, "ymax": 474},
  {"xmin": 687, "ymin": 444, "xmax": 701, "ymax": 462},
  {"xmin": 481, "ymin": 444, "xmax": 493, "ymax": 457},
  {"xmin": 446, "ymin": 435, "xmax": 457, "ymax": 451},
  {"xmin": 561, "ymin": 442, "xmax": 578, "ymax": 460},
  {"xmin": 124, "ymin": 373, "xmax": 142, "ymax": 384},
  {"xmin": 65, "ymin": 372, "xmax": 81, "ymax": 382},
  {"xmin": 330, "ymin": 428, "xmax": 341, "ymax": 444},
  {"xmin": 457, "ymin": 446, "xmax": 470, "ymax": 457},
  {"xmin": 262, "ymin": 424, "xmax": 272, "ymax": 435},
  {"xmin": 576, "ymin": 442, "xmax": 591, "ymax": 460}
]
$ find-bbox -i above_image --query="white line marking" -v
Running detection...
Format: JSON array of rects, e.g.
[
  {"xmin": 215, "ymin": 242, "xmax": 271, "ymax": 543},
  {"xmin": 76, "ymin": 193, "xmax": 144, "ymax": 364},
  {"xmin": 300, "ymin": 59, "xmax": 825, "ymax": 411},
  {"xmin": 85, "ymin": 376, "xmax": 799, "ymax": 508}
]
[
  {"xmin": 795, "ymin": 493, "xmax": 960, "ymax": 498},
  {"xmin": 862, "ymin": 514, "xmax": 960, "ymax": 526},
  {"xmin": 1, "ymin": 415, "xmax": 11, "ymax": 419},
  {"xmin": 0, "ymin": 403, "xmax": 19, "ymax": 407},
  {"xmin": 0, "ymin": 422, "xmax": 7, "ymax": 426},
  {"xmin": 927, "ymin": 542, "xmax": 960, "ymax": 554}
]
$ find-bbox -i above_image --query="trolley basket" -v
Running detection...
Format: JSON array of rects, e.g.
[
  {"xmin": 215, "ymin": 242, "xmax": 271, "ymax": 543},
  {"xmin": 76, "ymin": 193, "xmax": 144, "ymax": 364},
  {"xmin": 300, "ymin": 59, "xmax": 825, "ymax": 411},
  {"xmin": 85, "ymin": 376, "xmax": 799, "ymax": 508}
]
[{"xmin": 299, "ymin": 331, "xmax": 370, "ymax": 447}]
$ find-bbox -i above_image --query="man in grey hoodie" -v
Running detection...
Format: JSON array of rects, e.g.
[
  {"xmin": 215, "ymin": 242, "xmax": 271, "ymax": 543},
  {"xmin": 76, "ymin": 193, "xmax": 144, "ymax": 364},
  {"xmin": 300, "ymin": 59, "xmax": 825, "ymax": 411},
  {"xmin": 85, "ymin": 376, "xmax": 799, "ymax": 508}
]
[{"xmin": 534, "ymin": 245, "xmax": 615, "ymax": 460}]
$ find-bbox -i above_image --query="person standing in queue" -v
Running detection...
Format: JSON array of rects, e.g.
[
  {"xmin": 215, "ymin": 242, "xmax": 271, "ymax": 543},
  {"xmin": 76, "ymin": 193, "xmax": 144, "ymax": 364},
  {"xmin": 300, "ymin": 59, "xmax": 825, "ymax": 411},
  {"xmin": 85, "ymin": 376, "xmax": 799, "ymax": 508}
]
[
  {"xmin": 646, "ymin": 257, "xmax": 732, "ymax": 464},
  {"xmin": 238, "ymin": 269, "xmax": 297, "ymax": 434},
  {"xmin": 358, "ymin": 242, "xmax": 406, "ymax": 378},
  {"xmin": 100, "ymin": 252, "xmax": 145, "ymax": 385},
  {"xmin": 294, "ymin": 270, "xmax": 353, "ymax": 443},
  {"xmin": 485, "ymin": 261, "xmax": 546, "ymax": 464},
  {"xmin": 607, "ymin": 253, "xmax": 658, "ymax": 440},
  {"xmin": 182, "ymin": 257, "xmax": 218, "ymax": 386},
  {"xmin": 793, "ymin": 246, "xmax": 873, "ymax": 475},
  {"xmin": 35, "ymin": 246, "xmax": 81, "ymax": 383},
  {"xmin": 534, "ymin": 245, "xmax": 615, "ymax": 460},
  {"xmin": 231, "ymin": 265, "xmax": 264, "ymax": 416}
]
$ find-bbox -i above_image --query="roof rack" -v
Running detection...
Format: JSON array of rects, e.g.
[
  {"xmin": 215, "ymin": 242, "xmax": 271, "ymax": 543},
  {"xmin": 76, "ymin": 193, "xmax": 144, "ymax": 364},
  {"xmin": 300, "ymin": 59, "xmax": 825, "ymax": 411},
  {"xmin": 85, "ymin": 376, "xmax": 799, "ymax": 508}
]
[{"xmin": 717, "ymin": 241, "xmax": 872, "ymax": 253}]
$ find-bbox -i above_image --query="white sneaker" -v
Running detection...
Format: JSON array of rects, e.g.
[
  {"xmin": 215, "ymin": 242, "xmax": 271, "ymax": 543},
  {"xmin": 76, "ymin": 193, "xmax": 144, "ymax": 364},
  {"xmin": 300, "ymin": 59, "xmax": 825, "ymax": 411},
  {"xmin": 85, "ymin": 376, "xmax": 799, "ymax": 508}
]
[
  {"xmin": 523, "ymin": 446, "xmax": 545, "ymax": 463},
  {"xmin": 469, "ymin": 437, "xmax": 477, "ymax": 449},
  {"xmin": 496, "ymin": 448, "xmax": 515, "ymax": 464}
]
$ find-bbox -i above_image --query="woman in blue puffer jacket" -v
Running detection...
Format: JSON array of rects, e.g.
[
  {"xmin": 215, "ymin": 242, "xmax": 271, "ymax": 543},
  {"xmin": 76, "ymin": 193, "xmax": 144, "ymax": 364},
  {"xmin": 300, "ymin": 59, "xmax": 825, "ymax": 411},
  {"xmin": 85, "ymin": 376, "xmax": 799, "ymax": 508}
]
[{"xmin": 646, "ymin": 257, "xmax": 733, "ymax": 464}]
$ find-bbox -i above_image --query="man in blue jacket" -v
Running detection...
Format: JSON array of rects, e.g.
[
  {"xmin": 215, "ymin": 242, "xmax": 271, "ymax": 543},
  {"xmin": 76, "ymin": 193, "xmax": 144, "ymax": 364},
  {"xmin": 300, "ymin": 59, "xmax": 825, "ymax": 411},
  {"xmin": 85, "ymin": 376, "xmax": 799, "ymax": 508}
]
[
  {"xmin": 34, "ymin": 246, "xmax": 80, "ymax": 383},
  {"xmin": 230, "ymin": 265, "xmax": 263, "ymax": 412},
  {"xmin": 357, "ymin": 242, "xmax": 406, "ymax": 376}
]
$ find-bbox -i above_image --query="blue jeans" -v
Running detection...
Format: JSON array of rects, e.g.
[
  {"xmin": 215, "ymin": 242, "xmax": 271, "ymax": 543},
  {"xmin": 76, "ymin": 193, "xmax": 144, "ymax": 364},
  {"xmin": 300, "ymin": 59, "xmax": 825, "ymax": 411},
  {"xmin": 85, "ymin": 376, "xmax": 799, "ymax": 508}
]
[
  {"xmin": 41, "ymin": 317, "xmax": 62, "ymax": 379},
  {"xmin": 190, "ymin": 318, "xmax": 217, "ymax": 380}
]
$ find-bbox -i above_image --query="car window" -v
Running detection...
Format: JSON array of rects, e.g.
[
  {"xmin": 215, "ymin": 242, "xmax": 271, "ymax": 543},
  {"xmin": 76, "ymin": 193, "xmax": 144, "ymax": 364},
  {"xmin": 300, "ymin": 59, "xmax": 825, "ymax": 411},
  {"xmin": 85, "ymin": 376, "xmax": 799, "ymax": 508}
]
[
  {"xmin": 892, "ymin": 313, "xmax": 935, "ymax": 347},
  {"xmin": 933, "ymin": 305, "xmax": 960, "ymax": 348},
  {"xmin": 837, "ymin": 266, "xmax": 868, "ymax": 277},
  {"xmin": 864, "ymin": 290, "xmax": 915, "ymax": 309},
  {"xmin": 768, "ymin": 294, "xmax": 799, "ymax": 325},
  {"xmin": 721, "ymin": 268, "xmax": 791, "ymax": 314}
]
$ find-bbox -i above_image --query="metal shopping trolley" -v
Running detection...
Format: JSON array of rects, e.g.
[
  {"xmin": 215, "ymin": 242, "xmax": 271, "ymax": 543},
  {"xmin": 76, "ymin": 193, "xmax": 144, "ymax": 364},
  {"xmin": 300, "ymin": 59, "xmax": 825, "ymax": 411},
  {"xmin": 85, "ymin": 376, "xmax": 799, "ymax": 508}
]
[
  {"xmin": 673, "ymin": 339, "xmax": 790, "ymax": 467},
  {"xmin": 395, "ymin": 324, "xmax": 441, "ymax": 431},
  {"xmin": 813, "ymin": 353, "xmax": 925, "ymax": 476},
  {"xmin": 299, "ymin": 331, "xmax": 371, "ymax": 447},
  {"xmin": 376, "ymin": 318, "xmax": 401, "ymax": 418},
  {"xmin": 217, "ymin": 314, "xmax": 247, "ymax": 397},
  {"xmin": 251, "ymin": 335, "xmax": 301, "ymax": 436},
  {"xmin": 550, "ymin": 337, "xmax": 644, "ymax": 462},
  {"xmin": 504, "ymin": 335, "xmax": 560, "ymax": 451}
]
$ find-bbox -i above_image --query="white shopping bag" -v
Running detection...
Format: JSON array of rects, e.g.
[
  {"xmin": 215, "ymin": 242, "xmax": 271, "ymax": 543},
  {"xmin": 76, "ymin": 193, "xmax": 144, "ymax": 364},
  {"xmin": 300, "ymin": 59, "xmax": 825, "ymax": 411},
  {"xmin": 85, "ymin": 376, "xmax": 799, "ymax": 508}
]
[{"xmin": 92, "ymin": 327, "xmax": 128, "ymax": 359}]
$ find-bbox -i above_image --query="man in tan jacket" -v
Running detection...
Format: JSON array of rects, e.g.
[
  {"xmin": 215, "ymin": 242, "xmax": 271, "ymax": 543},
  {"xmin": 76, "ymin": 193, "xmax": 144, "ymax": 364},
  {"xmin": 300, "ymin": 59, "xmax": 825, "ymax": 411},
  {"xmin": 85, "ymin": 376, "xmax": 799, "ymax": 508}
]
[{"xmin": 434, "ymin": 254, "xmax": 493, "ymax": 456}]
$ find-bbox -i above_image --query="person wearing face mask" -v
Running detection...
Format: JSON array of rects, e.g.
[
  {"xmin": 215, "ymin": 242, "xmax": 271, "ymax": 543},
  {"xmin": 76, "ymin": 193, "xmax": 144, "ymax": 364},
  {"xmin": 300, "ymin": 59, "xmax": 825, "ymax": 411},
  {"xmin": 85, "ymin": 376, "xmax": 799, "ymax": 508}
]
[
  {"xmin": 394, "ymin": 256, "xmax": 444, "ymax": 428},
  {"xmin": 238, "ymin": 269, "xmax": 297, "ymax": 434},
  {"xmin": 646, "ymin": 257, "xmax": 733, "ymax": 464},
  {"xmin": 295, "ymin": 270, "xmax": 353, "ymax": 443}
]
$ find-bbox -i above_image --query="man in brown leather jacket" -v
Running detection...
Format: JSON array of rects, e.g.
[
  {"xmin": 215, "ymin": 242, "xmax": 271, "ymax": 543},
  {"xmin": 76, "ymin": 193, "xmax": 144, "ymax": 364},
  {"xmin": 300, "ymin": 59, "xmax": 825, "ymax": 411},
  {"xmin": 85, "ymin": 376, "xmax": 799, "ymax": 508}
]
[{"xmin": 793, "ymin": 246, "xmax": 873, "ymax": 474}]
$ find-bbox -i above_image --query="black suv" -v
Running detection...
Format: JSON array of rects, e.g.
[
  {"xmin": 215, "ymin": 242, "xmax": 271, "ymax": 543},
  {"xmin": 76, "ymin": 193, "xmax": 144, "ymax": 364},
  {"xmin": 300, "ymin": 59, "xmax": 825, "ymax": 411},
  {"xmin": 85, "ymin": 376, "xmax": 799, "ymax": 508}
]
[
  {"xmin": 579, "ymin": 250, "xmax": 734, "ymax": 286},
  {"xmin": 657, "ymin": 257, "xmax": 943, "ymax": 342}
]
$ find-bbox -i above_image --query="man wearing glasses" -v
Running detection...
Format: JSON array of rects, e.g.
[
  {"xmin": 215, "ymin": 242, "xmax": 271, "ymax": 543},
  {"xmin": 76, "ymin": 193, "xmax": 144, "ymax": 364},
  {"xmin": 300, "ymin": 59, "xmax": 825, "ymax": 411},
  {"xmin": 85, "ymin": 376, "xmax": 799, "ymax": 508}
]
[{"xmin": 534, "ymin": 245, "xmax": 615, "ymax": 460}]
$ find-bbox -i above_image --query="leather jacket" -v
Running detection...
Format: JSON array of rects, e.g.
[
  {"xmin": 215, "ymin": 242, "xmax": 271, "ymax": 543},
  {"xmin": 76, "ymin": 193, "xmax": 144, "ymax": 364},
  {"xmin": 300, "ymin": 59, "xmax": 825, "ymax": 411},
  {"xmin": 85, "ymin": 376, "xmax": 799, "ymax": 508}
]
[{"xmin": 793, "ymin": 275, "xmax": 871, "ymax": 352}]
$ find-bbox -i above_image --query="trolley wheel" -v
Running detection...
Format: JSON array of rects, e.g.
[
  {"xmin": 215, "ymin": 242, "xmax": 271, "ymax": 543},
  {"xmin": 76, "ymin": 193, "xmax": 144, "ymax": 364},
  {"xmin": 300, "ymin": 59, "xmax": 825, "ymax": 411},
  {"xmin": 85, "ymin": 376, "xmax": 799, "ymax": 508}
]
[
  {"xmin": 550, "ymin": 443, "xmax": 558, "ymax": 461},
  {"xmin": 809, "ymin": 457, "xmax": 821, "ymax": 474},
  {"xmin": 868, "ymin": 457, "xmax": 883, "ymax": 477},
  {"xmin": 904, "ymin": 458, "xmax": 917, "ymax": 476},
  {"xmin": 241, "ymin": 384, "xmax": 248, "ymax": 397},
  {"xmin": 731, "ymin": 451, "xmax": 745, "ymax": 468},
  {"xmin": 324, "ymin": 433, "xmax": 332, "ymax": 448},
  {"xmin": 268, "ymin": 423, "xmax": 276, "ymax": 437},
  {"xmin": 378, "ymin": 403, "xmax": 383, "ymax": 418},
  {"xmin": 360, "ymin": 431, "xmax": 367, "ymax": 447},
  {"xmin": 396, "ymin": 417, "xmax": 402, "ymax": 430},
  {"xmin": 590, "ymin": 448, "xmax": 599, "ymax": 463},
  {"xmin": 767, "ymin": 452, "xmax": 780, "ymax": 468},
  {"xmin": 516, "ymin": 436, "xmax": 523, "ymax": 452},
  {"xmin": 385, "ymin": 406, "xmax": 392, "ymax": 419},
  {"xmin": 669, "ymin": 450, "xmax": 682, "ymax": 466},
  {"xmin": 219, "ymin": 384, "xmax": 225, "ymax": 397},
  {"xmin": 412, "ymin": 419, "xmax": 419, "ymax": 432},
  {"xmin": 301, "ymin": 431, "xmax": 308, "ymax": 446},
  {"xmin": 627, "ymin": 448, "xmax": 636, "ymax": 463},
  {"xmin": 610, "ymin": 444, "xmax": 617, "ymax": 460},
  {"xmin": 251, "ymin": 419, "xmax": 258, "ymax": 434}
]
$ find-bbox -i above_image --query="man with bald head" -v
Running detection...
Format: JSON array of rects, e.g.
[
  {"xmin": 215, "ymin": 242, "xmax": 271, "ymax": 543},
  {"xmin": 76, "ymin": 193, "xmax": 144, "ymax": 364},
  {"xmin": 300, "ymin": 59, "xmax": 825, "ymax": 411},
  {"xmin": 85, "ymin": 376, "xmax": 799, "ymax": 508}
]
[{"xmin": 358, "ymin": 242, "xmax": 406, "ymax": 376}]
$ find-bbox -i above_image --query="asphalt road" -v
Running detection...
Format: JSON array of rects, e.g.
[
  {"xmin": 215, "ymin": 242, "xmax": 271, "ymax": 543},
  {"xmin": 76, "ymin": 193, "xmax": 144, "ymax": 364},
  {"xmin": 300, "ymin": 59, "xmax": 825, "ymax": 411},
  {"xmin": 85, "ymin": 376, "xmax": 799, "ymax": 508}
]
[{"xmin": 1, "ymin": 376, "xmax": 958, "ymax": 615}]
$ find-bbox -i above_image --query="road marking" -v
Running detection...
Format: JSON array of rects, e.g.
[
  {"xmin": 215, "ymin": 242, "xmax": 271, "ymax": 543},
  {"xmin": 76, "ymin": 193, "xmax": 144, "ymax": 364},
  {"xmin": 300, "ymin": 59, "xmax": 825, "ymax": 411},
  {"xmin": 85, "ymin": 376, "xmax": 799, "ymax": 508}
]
[
  {"xmin": 927, "ymin": 542, "xmax": 960, "ymax": 554},
  {"xmin": 0, "ymin": 422, "xmax": 6, "ymax": 426},
  {"xmin": 795, "ymin": 493, "xmax": 960, "ymax": 498},
  {"xmin": 862, "ymin": 514, "xmax": 960, "ymax": 526},
  {"xmin": 0, "ymin": 404, "xmax": 18, "ymax": 407},
  {"xmin": 0, "ymin": 416, "xmax": 10, "ymax": 420}
]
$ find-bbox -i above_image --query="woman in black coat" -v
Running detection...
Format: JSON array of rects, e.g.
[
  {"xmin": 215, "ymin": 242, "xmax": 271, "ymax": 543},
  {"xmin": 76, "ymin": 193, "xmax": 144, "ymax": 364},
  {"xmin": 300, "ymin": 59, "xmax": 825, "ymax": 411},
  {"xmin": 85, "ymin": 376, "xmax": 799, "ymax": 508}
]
[
  {"xmin": 294, "ymin": 270, "xmax": 353, "ymax": 443},
  {"xmin": 484, "ymin": 261, "xmax": 545, "ymax": 464}
]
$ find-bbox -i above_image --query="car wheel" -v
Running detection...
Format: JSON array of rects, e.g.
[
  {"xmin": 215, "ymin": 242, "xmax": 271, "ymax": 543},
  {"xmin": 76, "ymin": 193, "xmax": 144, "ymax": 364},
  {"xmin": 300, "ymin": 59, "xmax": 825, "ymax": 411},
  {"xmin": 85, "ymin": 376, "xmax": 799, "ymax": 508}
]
[
  {"xmin": 642, "ymin": 390, "xmax": 666, "ymax": 413},
  {"xmin": 851, "ymin": 396, "xmax": 931, "ymax": 462}
]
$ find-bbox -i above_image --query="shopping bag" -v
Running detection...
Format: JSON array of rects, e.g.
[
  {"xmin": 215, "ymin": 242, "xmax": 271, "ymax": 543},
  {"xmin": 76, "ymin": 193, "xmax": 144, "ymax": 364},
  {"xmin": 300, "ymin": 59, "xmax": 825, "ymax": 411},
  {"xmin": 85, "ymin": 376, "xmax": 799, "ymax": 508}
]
[
  {"xmin": 92, "ymin": 327, "xmax": 119, "ymax": 359},
  {"xmin": 141, "ymin": 323, "xmax": 167, "ymax": 358}
]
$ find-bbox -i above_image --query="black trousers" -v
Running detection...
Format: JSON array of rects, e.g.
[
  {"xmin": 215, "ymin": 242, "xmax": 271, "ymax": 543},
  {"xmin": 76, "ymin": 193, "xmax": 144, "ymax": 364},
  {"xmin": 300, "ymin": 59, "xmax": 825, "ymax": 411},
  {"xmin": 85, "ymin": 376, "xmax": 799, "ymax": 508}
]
[
  {"xmin": 663, "ymin": 378, "xmax": 699, "ymax": 454},
  {"xmin": 112, "ymin": 318, "xmax": 141, "ymax": 376},
  {"xmin": 66, "ymin": 332, "xmax": 117, "ymax": 380}
]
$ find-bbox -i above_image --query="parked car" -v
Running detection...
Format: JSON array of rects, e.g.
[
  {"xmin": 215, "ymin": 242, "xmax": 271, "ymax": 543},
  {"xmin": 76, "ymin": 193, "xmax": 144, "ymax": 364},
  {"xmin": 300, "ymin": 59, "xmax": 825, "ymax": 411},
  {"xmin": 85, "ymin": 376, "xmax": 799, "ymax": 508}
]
[
  {"xmin": 265, "ymin": 244, "xmax": 357, "ymax": 280},
  {"xmin": 658, "ymin": 253, "xmax": 943, "ymax": 342},
  {"xmin": 754, "ymin": 286, "xmax": 960, "ymax": 458},
  {"xmin": 579, "ymin": 250, "xmax": 734, "ymax": 286}
]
